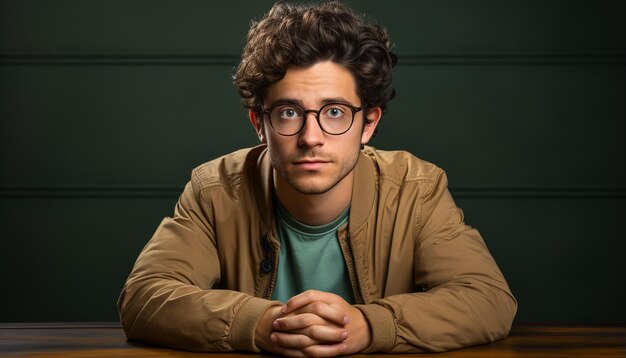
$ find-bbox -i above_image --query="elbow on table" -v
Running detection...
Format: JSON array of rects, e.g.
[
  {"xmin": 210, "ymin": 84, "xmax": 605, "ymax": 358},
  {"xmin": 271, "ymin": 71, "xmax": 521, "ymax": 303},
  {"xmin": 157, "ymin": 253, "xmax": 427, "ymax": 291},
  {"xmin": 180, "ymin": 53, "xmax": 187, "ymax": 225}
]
[
  {"xmin": 488, "ymin": 288, "xmax": 518, "ymax": 342},
  {"xmin": 117, "ymin": 284, "xmax": 142, "ymax": 339}
]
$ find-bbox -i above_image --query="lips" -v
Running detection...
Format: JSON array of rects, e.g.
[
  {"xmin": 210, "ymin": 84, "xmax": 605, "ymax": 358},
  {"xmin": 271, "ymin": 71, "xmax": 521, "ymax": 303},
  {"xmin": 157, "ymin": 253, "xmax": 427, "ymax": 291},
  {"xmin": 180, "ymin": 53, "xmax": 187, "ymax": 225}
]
[{"xmin": 293, "ymin": 159, "xmax": 329, "ymax": 170}]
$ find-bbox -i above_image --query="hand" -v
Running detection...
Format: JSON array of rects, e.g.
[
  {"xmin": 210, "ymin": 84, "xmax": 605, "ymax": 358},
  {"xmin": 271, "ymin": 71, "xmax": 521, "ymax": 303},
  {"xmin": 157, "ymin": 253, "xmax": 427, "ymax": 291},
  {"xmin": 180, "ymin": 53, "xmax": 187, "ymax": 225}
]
[{"xmin": 271, "ymin": 290, "xmax": 372, "ymax": 357}]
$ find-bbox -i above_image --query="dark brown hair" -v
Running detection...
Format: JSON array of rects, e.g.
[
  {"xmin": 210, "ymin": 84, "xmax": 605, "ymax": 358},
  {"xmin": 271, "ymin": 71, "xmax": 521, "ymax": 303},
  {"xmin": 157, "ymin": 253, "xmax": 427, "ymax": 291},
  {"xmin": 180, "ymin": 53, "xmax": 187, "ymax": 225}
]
[{"xmin": 233, "ymin": 1, "xmax": 397, "ymax": 122}]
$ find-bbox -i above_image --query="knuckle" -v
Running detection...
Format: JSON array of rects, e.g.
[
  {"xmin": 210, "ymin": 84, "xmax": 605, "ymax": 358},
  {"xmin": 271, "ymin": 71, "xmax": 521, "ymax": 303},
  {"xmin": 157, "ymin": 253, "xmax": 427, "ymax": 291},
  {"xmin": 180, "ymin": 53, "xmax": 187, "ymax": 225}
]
[
  {"xmin": 297, "ymin": 335, "xmax": 310, "ymax": 347},
  {"xmin": 304, "ymin": 290, "xmax": 317, "ymax": 300},
  {"xmin": 309, "ymin": 325, "xmax": 323, "ymax": 337},
  {"xmin": 273, "ymin": 333, "xmax": 286, "ymax": 345},
  {"xmin": 311, "ymin": 302, "xmax": 324, "ymax": 312}
]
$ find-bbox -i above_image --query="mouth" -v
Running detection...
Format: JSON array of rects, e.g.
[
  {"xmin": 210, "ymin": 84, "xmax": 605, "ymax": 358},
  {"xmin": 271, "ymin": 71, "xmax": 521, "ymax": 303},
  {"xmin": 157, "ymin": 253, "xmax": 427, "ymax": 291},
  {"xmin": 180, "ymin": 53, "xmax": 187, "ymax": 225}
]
[{"xmin": 293, "ymin": 159, "xmax": 330, "ymax": 170}]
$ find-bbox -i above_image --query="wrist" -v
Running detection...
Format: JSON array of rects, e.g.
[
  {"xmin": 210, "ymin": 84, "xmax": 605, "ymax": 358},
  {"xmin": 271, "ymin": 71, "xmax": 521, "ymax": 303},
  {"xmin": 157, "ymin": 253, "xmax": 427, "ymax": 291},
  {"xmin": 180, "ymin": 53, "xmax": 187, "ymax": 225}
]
[
  {"xmin": 354, "ymin": 304, "xmax": 395, "ymax": 353},
  {"xmin": 254, "ymin": 305, "xmax": 282, "ymax": 352},
  {"xmin": 353, "ymin": 308, "xmax": 372, "ymax": 352}
]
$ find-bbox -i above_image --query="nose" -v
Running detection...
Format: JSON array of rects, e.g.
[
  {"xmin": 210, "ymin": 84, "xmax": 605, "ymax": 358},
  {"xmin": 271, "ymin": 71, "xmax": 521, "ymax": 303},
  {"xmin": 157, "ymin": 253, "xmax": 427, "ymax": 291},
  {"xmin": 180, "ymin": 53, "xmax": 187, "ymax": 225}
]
[{"xmin": 297, "ymin": 112, "xmax": 325, "ymax": 148}]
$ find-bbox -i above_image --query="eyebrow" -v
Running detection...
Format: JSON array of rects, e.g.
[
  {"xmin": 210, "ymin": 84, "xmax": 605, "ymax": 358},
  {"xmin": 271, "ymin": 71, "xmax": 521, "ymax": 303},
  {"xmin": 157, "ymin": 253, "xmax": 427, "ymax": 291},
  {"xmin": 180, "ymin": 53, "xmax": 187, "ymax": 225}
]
[{"xmin": 266, "ymin": 97, "xmax": 355, "ymax": 108}]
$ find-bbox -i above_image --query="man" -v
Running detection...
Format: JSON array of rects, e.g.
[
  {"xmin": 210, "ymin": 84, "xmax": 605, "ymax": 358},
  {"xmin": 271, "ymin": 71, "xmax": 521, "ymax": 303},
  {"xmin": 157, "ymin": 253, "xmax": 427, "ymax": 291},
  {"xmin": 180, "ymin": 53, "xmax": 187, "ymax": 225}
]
[{"xmin": 118, "ymin": 1, "xmax": 517, "ymax": 356}]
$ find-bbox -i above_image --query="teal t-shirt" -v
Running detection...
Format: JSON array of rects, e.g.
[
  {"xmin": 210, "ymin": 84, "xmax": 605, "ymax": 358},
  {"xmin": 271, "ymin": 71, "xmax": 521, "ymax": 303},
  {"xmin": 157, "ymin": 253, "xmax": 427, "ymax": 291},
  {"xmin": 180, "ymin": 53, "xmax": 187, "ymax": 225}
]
[{"xmin": 271, "ymin": 201, "xmax": 355, "ymax": 304}]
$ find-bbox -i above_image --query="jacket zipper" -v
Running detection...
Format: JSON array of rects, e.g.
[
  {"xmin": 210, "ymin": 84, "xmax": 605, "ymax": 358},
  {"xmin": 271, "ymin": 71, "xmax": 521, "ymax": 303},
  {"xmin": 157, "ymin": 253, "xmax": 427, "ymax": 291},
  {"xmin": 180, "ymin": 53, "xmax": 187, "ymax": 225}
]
[
  {"xmin": 346, "ymin": 231, "xmax": 364, "ymax": 303},
  {"xmin": 261, "ymin": 233, "xmax": 278, "ymax": 299},
  {"xmin": 262, "ymin": 259, "xmax": 278, "ymax": 300}
]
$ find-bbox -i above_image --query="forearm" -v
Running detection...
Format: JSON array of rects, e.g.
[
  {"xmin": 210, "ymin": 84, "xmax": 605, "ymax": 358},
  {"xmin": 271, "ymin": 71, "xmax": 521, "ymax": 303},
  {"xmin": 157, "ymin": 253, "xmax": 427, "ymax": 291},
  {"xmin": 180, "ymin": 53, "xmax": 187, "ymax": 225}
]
[
  {"xmin": 357, "ymin": 277, "xmax": 516, "ymax": 353},
  {"xmin": 119, "ymin": 277, "xmax": 281, "ymax": 352}
]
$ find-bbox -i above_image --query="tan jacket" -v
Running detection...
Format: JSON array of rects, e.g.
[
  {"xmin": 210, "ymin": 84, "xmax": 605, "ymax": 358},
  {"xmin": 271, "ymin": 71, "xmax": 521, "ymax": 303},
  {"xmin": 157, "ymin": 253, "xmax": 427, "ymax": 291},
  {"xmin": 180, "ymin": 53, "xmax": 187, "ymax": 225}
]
[{"xmin": 118, "ymin": 145, "xmax": 517, "ymax": 353}]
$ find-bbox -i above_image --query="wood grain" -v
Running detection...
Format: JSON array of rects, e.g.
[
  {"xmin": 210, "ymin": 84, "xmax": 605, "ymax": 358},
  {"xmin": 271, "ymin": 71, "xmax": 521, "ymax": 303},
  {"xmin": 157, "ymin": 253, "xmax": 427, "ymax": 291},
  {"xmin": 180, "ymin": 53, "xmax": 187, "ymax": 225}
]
[{"xmin": 1, "ymin": 323, "xmax": 625, "ymax": 357}]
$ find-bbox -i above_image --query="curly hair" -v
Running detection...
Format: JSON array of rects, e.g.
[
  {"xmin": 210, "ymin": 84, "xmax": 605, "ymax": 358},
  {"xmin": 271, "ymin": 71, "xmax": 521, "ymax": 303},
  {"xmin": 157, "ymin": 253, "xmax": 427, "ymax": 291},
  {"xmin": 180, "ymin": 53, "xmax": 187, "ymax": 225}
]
[{"xmin": 233, "ymin": 1, "xmax": 397, "ymax": 122}]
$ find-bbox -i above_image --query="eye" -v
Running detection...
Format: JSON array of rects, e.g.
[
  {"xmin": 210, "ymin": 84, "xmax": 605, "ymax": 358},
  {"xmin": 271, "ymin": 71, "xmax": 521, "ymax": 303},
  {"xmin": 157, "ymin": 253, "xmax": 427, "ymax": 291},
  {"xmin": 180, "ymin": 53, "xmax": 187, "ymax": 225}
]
[
  {"xmin": 323, "ymin": 105, "xmax": 347, "ymax": 119},
  {"xmin": 277, "ymin": 107, "xmax": 301, "ymax": 119}
]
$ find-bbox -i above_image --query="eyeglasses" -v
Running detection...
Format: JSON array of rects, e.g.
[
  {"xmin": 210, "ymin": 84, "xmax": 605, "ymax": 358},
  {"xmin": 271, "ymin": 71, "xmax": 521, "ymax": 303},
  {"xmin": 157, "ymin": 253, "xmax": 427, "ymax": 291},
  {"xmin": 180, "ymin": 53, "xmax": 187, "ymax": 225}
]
[{"xmin": 263, "ymin": 102, "xmax": 362, "ymax": 136}]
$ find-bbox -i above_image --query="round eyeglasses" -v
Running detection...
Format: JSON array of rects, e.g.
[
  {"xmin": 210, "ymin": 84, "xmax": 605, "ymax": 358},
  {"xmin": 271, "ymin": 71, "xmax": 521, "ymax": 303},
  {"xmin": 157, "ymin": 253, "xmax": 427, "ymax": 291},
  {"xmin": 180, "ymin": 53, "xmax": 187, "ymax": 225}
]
[{"xmin": 263, "ymin": 102, "xmax": 362, "ymax": 136}]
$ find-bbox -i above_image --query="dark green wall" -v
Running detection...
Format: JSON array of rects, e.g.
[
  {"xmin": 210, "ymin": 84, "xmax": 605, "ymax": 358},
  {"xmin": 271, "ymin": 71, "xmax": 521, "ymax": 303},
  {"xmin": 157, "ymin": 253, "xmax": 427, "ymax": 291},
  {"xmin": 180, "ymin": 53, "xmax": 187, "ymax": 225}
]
[{"xmin": 1, "ymin": 0, "xmax": 625, "ymax": 323}]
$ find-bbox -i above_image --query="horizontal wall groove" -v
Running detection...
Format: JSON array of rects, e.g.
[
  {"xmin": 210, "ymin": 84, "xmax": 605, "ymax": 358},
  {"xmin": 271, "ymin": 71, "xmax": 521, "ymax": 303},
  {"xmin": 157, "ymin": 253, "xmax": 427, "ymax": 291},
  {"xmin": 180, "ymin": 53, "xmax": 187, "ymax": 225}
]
[
  {"xmin": 1, "ymin": 53, "xmax": 625, "ymax": 66},
  {"xmin": 0, "ymin": 55, "xmax": 240, "ymax": 66},
  {"xmin": 398, "ymin": 53, "xmax": 626, "ymax": 65},
  {"xmin": 0, "ymin": 322, "xmax": 122, "ymax": 329},
  {"xmin": 0, "ymin": 186, "xmax": 184, "ymax": 198},
  {"xmin": 1, "ymin": 186, "xmax": 625, "ymax": 199},
  {"xmin": 450, "ymin": 188, "xmax": 626, "ymax": 199}
]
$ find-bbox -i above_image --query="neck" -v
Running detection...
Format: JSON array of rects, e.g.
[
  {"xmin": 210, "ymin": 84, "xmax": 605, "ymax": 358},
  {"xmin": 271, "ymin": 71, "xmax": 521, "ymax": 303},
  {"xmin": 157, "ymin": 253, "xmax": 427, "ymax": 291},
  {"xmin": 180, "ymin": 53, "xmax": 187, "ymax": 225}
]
[{"xmin": 274, "ymin": 171, "xmax": 353, "ymax": 226}]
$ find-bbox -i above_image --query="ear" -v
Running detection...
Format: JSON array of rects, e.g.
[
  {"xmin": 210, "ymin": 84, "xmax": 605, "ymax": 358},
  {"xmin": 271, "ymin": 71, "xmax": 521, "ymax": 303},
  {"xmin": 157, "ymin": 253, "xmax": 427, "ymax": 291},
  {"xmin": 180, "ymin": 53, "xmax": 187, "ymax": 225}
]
[
  {"xmin": 249, "ymin": 109, "xmax": 266, "ymax": 143},
  {"xmin": 360, "ymin": 106, "xmax": 382, "ymax": 145}
]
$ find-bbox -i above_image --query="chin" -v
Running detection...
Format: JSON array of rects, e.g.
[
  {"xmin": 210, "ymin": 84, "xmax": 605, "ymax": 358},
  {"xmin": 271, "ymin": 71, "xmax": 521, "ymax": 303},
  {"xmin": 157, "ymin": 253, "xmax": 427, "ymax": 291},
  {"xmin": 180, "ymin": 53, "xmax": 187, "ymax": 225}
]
[
  {"xmin": 292, "ymin": 185, "xmax": 333, "ymax": 195},
  {"xmin": 289, "ymin": 180, "xmax": 336, "ymax": 195}
]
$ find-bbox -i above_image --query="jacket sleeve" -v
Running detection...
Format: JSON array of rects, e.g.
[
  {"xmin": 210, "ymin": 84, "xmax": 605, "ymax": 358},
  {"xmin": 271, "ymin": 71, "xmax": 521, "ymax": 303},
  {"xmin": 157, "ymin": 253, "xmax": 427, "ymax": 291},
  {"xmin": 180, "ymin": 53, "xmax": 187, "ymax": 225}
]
[
  {"xmin": 356, "ymin": 170, "xmax": 517, "ymax": 353},
  {"xmin": 117, "ymin": 176, "xmax": 280, "ymax": 352}
]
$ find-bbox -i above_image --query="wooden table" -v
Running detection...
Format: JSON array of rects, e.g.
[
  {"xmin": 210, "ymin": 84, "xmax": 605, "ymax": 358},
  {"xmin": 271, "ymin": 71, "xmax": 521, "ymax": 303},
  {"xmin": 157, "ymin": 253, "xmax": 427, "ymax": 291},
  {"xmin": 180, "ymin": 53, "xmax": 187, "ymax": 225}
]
[{"xmin": 1, "ymin": 323, "xmax": 625, "ymax": 357}]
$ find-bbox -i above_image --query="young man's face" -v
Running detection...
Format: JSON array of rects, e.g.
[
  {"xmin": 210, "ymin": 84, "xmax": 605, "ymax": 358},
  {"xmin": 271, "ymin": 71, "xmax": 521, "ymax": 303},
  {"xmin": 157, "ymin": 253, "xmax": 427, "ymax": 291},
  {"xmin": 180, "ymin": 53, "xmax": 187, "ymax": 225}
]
[{"xmin": 252, "ymin": 61, "xmax": 380, "ymax": 196}]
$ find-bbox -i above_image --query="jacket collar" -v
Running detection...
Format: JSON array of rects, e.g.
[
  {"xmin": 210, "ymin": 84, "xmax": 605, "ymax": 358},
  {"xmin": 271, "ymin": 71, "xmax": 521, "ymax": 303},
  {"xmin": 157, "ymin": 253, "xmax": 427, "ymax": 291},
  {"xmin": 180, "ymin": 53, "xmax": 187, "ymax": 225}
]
[
  {"xmin": 349, "ymin": 149, "xmax": 376, "ymax": 233},
  {"xmin": 255, "ymin": 145, "xmax": 376, "ymax": 235}
]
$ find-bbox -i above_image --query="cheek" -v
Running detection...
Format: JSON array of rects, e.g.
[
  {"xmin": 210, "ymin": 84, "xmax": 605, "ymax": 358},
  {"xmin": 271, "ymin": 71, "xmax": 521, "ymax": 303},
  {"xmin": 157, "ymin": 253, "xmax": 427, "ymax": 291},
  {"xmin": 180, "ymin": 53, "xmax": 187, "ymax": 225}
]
[
  {"xmin": 266, "ymin": 136, "xmax": 291, "ymax": 159},
  {"xmin": 267, "ymin": 144, "xmax": 286, "ymax": 172},
  {"xmin": 336, "ymin": 133, "xmax": 363, "ymax": 158}
]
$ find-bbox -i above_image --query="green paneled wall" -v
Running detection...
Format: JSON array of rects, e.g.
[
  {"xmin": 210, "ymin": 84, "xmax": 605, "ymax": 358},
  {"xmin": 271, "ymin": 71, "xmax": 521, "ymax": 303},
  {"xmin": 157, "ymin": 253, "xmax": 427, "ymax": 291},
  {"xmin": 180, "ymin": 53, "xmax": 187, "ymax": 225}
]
[{"xmin": 1, "ymin": 0, "xmax": 625, "ymax": 323}]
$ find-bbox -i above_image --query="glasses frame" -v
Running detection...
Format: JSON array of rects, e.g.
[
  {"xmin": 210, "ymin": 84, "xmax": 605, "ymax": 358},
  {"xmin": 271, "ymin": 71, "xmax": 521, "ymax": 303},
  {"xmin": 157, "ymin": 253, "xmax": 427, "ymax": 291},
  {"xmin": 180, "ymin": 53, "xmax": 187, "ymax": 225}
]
[{"xmin": 263, "ymin": 102, "xmax": 363, "ymax": 136}]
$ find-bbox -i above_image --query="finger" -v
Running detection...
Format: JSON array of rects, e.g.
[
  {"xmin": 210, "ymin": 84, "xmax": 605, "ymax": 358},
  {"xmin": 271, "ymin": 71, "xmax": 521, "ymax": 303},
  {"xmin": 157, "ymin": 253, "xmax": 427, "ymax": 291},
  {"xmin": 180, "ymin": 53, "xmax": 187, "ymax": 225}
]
[
  {"xmin": 273, "ymin": 326, "xmax": 348, "ymax": 345},
  {"xmin": 271, "ymin": 331, "xmax": 319, "ymax": 349},
  {"xmin": 283, "ymin": 300, "xmax": 347, "ymax": 326},
  {"xmin": 274, "ymin": 313, "xmax": 328, "ymax": 331},
  {"xmin": 273, "ymin": 342, "xmax": 348, "ymax": 358},
  {"xmin": 282, "ymin": 290, "xmax": 328, "ymax": 313}
]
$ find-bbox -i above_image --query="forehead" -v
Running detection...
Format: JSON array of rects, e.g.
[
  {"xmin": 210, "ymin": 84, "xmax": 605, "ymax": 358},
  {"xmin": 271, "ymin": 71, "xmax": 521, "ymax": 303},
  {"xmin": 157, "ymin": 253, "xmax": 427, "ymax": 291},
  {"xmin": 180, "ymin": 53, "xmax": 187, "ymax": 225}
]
[{"xmin": 264, "ymin": 61, "xmax": 359, "ymax": 105}]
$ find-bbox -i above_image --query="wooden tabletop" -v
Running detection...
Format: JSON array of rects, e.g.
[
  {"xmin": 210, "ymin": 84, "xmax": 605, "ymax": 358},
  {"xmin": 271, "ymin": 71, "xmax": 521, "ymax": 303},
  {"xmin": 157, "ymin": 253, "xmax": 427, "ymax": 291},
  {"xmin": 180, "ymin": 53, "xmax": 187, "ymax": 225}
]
[{"xmin": 1, "ymin": 323, "xmax": 625, "ymax": 357}]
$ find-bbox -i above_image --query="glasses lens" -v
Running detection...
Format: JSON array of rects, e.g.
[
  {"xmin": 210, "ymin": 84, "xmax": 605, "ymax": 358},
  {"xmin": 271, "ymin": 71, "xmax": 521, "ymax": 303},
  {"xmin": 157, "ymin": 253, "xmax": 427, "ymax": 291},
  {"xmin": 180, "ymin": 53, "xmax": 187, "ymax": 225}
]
[
  {"xmin": 270, "ymin": 105, "xmax": 305, "ymax": 135},
  {"xmin": 319, "ymin": 103, "xmax": 353, "ymax": 134}
]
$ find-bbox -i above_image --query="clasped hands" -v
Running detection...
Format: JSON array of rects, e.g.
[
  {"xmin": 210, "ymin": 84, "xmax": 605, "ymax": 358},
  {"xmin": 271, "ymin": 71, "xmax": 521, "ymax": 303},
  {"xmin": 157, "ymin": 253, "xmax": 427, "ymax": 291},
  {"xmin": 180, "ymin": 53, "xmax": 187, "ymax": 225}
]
[{"xmin": 255, "ymin": 290, "xmax": 371, "ymax": 357}]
